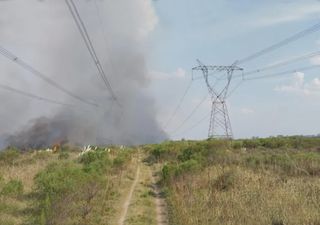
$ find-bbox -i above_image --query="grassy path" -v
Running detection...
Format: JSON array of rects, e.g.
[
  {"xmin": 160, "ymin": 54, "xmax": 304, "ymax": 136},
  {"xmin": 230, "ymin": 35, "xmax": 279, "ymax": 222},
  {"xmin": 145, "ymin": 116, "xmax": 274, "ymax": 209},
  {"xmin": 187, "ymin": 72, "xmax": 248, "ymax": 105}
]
[
  {"xmin": 118, "ymin": 165, "xmax": 141, "ymax": 225},
  {"xmin": 150, "ymin": 169, "xmax": 168, "ymax": 225},
  {"xmin": 120, "ymin": 158, "xmax": 168, "ymax": 225}
]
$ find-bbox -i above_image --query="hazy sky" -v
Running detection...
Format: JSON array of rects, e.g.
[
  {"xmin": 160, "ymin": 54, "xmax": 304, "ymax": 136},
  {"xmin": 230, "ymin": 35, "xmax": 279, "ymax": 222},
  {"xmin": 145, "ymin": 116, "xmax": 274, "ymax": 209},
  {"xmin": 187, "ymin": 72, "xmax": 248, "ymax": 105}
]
[
  {"xmin": 0, "ymin": 0, "xmax": 320, "ymax": 144},
  {"xmin": 148, "ymin": 0, "xmax": 320, "ymax": 139}
]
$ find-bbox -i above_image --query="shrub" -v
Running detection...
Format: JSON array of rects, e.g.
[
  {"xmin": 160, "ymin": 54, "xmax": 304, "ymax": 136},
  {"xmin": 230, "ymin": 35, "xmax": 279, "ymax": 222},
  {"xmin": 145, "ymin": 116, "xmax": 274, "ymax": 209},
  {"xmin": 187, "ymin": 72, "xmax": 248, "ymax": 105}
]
[
  {"xmin": 33, "ymin": 161, "xmax": 106, "ymax": 225},
  {"xmin": 242, "ymin": 139, "xmax": 260, "ymax": 149},
  {"xmin": 260, "ymin": 138, "xmax": 287, "ymax": 149},
  {"xmin": 177, "ymin": 159, "xmax": 200, "ymax": 175},
  {"xmin": 212, "ymin": 170, "xmax": 237, "ymax": 191},
  {"xmin": 162, "ymin": 164, "xmax": 171, "ymax": 181},
  {"xmin": 79, "ymin": 150, "xmax": 108, "ymax": 165},
  {"xmin": 232, "ymin": 141, "xmax": 243, "ymax": 149},
  {"xmin": 245, "ymin": 154, "xmax": 263, "ymax": 168},
  {"xmin": 1, "ymin": 179, "xmax": 23, "ymax": 197},
  {"xmin": 177, "ymin": 148, "xmax": 194, "ymax": 162},
  {"xmin": 58, "ymin": 151, "xmax": 69, "ymax": 160},
  {"xmin": 162, "ymin": 159, "xmax": 201, "ymax": 183},
  {"xmin": 151, "ymin": 145, "xmax": 166, "ymax": 162},
  {"xmin": 0, "ymin": 148, "xmax": 20, "ymax": 165}
]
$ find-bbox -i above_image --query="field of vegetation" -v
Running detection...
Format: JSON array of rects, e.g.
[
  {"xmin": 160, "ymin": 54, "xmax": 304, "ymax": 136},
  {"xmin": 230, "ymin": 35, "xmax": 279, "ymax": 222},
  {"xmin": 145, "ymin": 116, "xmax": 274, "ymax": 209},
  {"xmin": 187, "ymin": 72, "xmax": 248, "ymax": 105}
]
[
  {"xmin": 146, "ymin": 136, "xmax": 320, "ymax": 225},
  {"xmin": 0, "ymin": 145, "xmax": 138, "ymax": 225},
  {"xmin": 0, "ymin": 136, "xmax": 320, "ymax": 225}
]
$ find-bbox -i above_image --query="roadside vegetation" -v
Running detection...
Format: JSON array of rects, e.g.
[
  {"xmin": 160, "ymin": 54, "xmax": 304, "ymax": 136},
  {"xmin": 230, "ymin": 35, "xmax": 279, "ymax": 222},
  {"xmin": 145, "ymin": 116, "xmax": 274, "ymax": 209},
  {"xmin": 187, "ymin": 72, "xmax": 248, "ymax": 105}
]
[
  {"xmin": 0, "ymin": 145, "xmax": 137, "ymax": 225},
  {"xmin": 146, "ymin": 136, "xmax": 320, "ymax": 225}
]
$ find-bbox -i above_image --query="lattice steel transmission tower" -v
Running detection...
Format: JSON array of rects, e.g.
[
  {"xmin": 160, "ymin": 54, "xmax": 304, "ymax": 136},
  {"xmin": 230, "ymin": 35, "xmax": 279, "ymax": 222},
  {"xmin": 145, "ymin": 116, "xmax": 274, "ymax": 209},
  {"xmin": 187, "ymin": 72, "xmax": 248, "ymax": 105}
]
[{"xmin": 193, "ymin": 60, "xmax": 243, "ymax": 139}]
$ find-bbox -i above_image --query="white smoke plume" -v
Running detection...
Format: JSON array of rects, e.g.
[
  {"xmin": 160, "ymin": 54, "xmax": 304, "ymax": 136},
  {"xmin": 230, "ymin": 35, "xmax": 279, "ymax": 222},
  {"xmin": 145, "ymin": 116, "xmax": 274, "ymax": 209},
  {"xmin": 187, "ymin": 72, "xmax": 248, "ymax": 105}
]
[{"xmin": 0, "ymin": 0, "xmax": 167, "ymax": 149}]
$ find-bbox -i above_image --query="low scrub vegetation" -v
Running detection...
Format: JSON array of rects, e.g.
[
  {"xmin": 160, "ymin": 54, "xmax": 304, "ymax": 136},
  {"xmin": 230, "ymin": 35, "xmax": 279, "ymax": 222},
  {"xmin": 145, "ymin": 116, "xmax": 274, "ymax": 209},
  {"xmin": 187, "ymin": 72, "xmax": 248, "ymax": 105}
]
[
  {"xmin": 0, "ymin": 145, "xmax": 136, "ymax": 225},
  {"xmin": 146, "ymin": 136, "xmax": 320, "ymax": 225}
]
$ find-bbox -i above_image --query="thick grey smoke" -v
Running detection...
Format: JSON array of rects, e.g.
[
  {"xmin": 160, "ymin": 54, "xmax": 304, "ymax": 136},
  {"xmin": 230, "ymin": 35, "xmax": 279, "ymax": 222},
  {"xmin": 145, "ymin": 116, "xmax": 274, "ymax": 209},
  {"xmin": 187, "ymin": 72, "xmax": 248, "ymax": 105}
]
[{"xmin": 0, "ymin": 0, "xmax": 167, "ymax": 149}]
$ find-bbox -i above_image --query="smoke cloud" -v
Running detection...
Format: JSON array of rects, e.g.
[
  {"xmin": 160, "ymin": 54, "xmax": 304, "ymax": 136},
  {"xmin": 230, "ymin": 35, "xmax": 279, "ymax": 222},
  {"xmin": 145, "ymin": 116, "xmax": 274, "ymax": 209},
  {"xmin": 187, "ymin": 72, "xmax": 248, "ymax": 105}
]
[{"xmin": 0, "ymin": 0, "xmax": 167, "ymax": 149}]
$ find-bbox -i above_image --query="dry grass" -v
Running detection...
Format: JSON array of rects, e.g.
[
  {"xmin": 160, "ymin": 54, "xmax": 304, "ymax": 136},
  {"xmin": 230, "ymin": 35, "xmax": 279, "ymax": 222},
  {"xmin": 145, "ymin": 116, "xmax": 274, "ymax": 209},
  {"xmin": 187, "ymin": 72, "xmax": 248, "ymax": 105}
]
[
  {"xmin": 167, "ymin": 165, "xmax": 320, "ymax": 225},
  {"xmin": 0, "ymin": 151, "xmax": 58, "ymax": 225}
]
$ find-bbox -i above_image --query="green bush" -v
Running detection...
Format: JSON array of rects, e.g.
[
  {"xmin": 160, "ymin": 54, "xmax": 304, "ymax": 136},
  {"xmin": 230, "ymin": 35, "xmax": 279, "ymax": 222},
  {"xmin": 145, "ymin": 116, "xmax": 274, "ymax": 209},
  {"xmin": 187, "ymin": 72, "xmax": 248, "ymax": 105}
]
[
  {"xmin": 58, "ymin": 151, "xmax": 69, "ymax": 160},
  {"xmin": 33, "ymin": 161, "xmax": 106, "ymax": 225},
  {"xmin": 242, "ymin": 139, "xmax": 260, "ymax": 149},
  {"xmin": 1, "ymin": 179, "xmax": 23, "ymax": 197},
  {"xmin": 162, "ymin": 159, "xmax": 201, "ymax": 183},
  {"xmin": 232, "ymin": 141, "xmax": 243, "ymax": 149},
  {"xmin": 79, "ymin": 150, "xmax": 108, "ymax": 165},
  {"xmin": 34, "ymin": 162, "xmax": 84, "ymax": 197},
  {"xmin": 177, "ymin": 148, "xmax": 194, "ymax": 162},
  {"xmin": 0, "ymin": 148, "xmax": 20, "ymax": 165},
  {"xmin": 260, "ymin": 138, "xmax": 287, "ymax": 149}
]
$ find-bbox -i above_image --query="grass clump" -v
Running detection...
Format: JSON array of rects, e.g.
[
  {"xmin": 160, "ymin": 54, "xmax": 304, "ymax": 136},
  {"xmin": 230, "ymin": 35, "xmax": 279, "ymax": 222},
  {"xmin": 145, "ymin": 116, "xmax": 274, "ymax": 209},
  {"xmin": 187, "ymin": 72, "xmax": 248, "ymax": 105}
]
[
  {"xmin": 1, "ymin": 179, "xmax": 24, "ymax": 198},
  {"xmin": 0, "ymin": 148, "xmax": 20, "ymax": 165},
  {"xmin": 212, "ymin": 169, "xmax": 237, "ymax": 191},
  {"xmin": 58, "ymin": 151, "xmax": 69, "ymax": 160}
]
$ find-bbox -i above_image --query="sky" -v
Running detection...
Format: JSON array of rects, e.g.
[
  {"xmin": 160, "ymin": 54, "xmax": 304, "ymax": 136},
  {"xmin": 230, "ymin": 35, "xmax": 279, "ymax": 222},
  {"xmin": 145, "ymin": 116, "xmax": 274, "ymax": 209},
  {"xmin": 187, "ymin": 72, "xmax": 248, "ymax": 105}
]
[
  {"xmin": 147, "ymin": 0, "xmax": 320, "ymax": 140},
  {"xmin": 0, "ymin": 0, "xmax": 320, "ymax": 145}
]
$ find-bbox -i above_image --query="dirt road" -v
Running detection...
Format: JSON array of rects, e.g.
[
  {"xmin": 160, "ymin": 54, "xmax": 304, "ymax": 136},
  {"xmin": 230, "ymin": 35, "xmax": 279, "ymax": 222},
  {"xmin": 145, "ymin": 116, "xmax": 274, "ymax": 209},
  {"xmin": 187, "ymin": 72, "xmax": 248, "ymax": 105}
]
[
  {"xmin": 118, "ymin": 165, "xmax": 141, "ymax": 225},
  {"xmin": 117, "ymin": 160, "xmax": 168, "ymax": 225}
]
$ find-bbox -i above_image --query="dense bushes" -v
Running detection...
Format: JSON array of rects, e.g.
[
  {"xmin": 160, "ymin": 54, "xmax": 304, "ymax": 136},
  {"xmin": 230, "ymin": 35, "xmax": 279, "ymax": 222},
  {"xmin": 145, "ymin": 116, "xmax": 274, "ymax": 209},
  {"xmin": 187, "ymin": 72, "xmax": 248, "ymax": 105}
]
[
  {"xmin": 31, "ymin": 148, "xmax": 133, "ymax": 225},
  {"xmin": 33, "ymin": 161, "xmax": 106, "ymax": 225},
  {"xmin": 235, "ymin": 136, "xmax": 320, "ymax": 150},
  {"xmin": 162, "ymin": 159, "xmax": 201, "ymax": 183},
  {"xmin": 149, "ymin": 137, "xmax": 320, "ymax": 184}
]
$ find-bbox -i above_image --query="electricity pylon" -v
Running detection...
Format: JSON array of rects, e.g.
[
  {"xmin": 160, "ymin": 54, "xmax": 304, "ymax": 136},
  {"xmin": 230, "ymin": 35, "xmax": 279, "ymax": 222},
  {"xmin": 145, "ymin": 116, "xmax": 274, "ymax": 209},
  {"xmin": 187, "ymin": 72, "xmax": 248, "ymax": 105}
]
[{"xmin": 193, "ymin": 60, "xmax": 243, "ymax": 139}]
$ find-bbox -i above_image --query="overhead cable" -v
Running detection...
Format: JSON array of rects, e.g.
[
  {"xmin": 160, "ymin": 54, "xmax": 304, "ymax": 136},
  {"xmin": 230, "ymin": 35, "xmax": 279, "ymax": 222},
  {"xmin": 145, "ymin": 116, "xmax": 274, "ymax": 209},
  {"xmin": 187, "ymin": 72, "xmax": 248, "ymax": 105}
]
[{"xmin": 0, "ymin": 46, "xmax": 98, "ymax": 107}]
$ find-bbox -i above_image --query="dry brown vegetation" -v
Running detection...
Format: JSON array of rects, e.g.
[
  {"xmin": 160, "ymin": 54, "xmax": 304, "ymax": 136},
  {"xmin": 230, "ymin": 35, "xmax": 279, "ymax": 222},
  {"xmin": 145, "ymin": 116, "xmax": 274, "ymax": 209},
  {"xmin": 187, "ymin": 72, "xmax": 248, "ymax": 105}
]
[
  {"xmin": 146, "ymin": 137, "xmax": 320, "ymax": 225},
  {"xmin": 167, "ymin": 166, "xmax": 320, "ymax": 225}
]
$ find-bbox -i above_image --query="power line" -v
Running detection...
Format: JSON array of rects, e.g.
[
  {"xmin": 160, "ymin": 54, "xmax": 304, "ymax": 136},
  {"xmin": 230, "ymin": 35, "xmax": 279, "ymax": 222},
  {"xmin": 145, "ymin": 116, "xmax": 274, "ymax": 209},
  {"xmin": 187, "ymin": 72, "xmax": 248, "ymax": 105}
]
[
  {"xmin": 65, "ymin": 0, "xmax": 121, "ymax": 107},
  {"xmin": 170, "ymin": 94, "xmax": 209, "ymax": 134},
  {"xmin": 226, "ymin": 79, "xmax": 244, "ymax": 98},
  {"xmin": 226, "ymin": 64, "xmax": 320, "ymax": 98},
  {"xmin": 232, "ymin": 50, "xmax": 320, "ymax": 80},
  {"xmin": 164, "ymin": 79, "xmax": 193, "ymax": 129},
  {"xmin": 0, "ymin": 46, "xmax": 98, "ymax": 108},
  {"xmin": 221, "ymin": 41, "xmax": 320, "ymax": 99},
  {"xmin": 173, "ymin": 112, "xmax": 210, "ymax": 137},
  {"xmin": 244, "ymin": 64, "xmax": 320, "ymax": 81},
  {"xmin": 236, "ymin": 21, "xmax": 320, "ymax": 65},
  {"xmin": 0, "ymin": 83, "xmax": 74, "ymax": 107},
  {"xmin": 92, "ymin": 0, "xmax": 117, "ymax": 72},
  {"xmin": 209, "ymin": 23, "xmax": 320, "ymax": 101}
]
